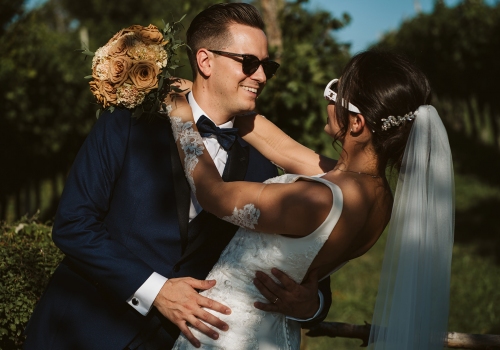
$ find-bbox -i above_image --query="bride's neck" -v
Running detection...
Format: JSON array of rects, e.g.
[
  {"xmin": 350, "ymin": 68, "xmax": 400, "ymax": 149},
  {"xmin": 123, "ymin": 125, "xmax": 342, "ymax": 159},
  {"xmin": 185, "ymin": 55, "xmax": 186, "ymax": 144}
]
[{"xmin": 337, "ymin": 141, "xmax": 383, "ymax": 176}]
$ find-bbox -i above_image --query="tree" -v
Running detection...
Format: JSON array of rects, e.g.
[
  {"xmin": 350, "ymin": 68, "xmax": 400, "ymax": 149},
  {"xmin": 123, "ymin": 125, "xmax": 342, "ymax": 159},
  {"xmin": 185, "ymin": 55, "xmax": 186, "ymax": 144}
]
[
  {"xmin": 0, "ymin": 0, "xmax": 95, "ymax": 220},
  {"xmin": 0, "ymin": 0, "xmax": 226, "ymax": 221},
  {"xmin": 0, "ymin": 0, "xmax": 351, "ymax": 221},
  {"xmin": 374, "ymin": 0, "xmax": 500, "ymax": 147},
  {"xmin": 256, "ymin": 0, "xmax": 351, "ymax": 153}
]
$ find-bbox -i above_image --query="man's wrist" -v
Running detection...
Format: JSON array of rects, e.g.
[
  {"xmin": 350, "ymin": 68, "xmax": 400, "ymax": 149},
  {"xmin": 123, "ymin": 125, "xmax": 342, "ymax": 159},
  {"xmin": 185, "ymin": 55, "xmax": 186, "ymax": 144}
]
[
  {"xmin": 127, "ymin": 272, "xmax": 168, "ymax": 316},
  {"xmin": 286, "ymin": 291, "xmax": 324, "ymax": 322}
]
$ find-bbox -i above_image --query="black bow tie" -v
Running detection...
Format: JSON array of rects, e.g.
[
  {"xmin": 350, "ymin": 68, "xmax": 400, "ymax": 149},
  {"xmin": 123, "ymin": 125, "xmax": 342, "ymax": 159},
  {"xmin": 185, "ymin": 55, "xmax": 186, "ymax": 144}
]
[{"xmin": 196, "ymin": 115, "xmax": 239, "ymax": 151}]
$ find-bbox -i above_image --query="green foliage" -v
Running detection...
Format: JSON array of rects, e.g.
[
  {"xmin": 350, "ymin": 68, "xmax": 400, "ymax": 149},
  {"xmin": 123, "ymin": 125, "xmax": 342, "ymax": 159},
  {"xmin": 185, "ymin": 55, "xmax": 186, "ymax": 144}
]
[
  {"xmin": 0, "ymin": 215, "xmax": 63, "ymax": 350},
  {"xmin": 256, "ymin": 0, "xmax": 351, "ymax": 152},
  {"xmin": 0, "ymin": 0, "xmax": 24, "ymax": 35},
  {"xmin": 304, "ymin": 174, "xmax": 500, "ymax": 349},
  {"xmin": 0, "ymin": 0, "xmax": 227, "ymax": 221},
  {"xmin": 374, "ymin": 0, "xmax": 500, "ymax": 147},
  {"xmin": 0, "ymin": 1, "xmax": 96, "ymax": 220}
]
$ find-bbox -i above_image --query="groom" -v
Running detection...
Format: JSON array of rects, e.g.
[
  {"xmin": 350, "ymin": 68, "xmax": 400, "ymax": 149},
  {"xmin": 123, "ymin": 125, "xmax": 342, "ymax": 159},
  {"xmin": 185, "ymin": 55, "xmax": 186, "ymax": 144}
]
[{"xmin": 24, "ymin": 3, "xmax": 331, "ymax": 349}]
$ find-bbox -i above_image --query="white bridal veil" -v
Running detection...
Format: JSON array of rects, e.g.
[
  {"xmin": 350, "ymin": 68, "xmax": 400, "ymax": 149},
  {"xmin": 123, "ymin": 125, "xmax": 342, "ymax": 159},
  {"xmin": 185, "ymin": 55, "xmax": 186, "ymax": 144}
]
[{"xmin": 368, "ymin": 105, "xmax": 455, "ymax": 349}]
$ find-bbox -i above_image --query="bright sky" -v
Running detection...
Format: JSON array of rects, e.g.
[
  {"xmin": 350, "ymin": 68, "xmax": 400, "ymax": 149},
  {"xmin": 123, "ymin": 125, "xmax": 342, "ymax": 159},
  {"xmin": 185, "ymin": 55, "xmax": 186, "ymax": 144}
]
[{"xmin": 306, "ymin": 0, "xmax": 498, "ymax": 53}]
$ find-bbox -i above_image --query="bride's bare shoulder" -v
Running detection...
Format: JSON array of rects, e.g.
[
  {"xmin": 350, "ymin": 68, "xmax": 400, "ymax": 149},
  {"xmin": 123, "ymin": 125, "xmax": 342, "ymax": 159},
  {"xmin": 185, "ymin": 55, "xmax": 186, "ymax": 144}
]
[{"xmin": 322, "ymin": 173, "xmax": 389, "ymax": 220}]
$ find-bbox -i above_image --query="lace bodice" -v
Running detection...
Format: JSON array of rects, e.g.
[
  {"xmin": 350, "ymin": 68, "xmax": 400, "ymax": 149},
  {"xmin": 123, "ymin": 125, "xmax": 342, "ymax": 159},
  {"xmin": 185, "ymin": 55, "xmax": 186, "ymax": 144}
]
[{"xmin": 173, "ymin": 174, "xmax": 344, "ymax": 350}]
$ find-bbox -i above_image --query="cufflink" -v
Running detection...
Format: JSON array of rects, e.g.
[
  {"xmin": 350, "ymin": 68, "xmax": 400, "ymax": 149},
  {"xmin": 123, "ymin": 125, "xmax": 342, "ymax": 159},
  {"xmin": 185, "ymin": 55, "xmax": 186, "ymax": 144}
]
[{"xmin": 132, "ymin": 298, "xmax": 139, "ymax": 306}]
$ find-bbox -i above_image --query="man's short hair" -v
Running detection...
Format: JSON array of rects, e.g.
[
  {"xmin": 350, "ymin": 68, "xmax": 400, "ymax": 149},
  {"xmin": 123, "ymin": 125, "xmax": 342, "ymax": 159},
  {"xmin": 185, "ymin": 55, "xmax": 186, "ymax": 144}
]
[{"xmin": 186, "ymin": 3, "xmax": 265, "ymax": 78}]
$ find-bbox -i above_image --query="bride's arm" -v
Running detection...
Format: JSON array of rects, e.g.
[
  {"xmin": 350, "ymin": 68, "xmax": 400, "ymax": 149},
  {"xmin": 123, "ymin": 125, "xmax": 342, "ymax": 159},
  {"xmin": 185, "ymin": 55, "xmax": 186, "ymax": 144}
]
[
  {"xmin": 166, "ymin": 96, "xmax": 332, "ymax": 237},
  {"xmin": 235, "ymin": 114, "xmax": 337, "ymax": 175}
]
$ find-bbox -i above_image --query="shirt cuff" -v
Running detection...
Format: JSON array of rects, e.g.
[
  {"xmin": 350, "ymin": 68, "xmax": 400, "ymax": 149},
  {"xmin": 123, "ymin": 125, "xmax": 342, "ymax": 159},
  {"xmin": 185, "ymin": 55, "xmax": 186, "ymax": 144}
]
[
  {"xmin": 127, "ymin": 272, "xmax": 168, "ymax": 316},
  {"xmin": 286, "ymin": 290, "xmax": 324, "ymax": 322}
]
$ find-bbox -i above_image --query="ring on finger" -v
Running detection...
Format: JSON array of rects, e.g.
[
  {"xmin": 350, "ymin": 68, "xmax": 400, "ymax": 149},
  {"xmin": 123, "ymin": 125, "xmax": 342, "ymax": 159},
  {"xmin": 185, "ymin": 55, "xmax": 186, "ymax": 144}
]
[{"xmin": 272, "ymin": 297, "xmax": 279, "ymax": 304}]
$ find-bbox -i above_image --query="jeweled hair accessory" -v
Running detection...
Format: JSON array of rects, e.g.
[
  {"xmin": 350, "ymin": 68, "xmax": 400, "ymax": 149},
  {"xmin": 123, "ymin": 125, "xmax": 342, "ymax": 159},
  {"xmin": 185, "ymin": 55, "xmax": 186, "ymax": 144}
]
[{"xmin": 381, "ymin": 109, "xmax": 418, "ymax": 131}]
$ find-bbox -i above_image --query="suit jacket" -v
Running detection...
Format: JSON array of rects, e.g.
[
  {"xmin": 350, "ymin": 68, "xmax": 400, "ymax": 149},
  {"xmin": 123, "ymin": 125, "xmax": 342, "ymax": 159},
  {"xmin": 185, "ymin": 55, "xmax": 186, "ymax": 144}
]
[{"xmin": 23, "ymin": 109, "xmax": 332, "ymax": 350}]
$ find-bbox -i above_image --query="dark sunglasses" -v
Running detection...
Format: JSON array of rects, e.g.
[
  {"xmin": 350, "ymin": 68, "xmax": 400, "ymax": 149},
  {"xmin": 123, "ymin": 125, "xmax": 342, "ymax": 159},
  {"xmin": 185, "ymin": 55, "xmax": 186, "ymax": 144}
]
[{"xmin": 208, "ymin": 49, "xmax": 280, "ymax": 79}]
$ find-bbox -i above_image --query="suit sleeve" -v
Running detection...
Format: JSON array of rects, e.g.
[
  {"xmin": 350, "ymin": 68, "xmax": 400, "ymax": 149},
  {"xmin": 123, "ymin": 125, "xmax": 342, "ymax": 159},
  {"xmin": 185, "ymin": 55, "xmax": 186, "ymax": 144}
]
[
  {"xmin": 52, "ymin": 109, "xmax": 156, "ymax": 302},
  {"xmin": 299, "ymin": 276, "xmax": 332, "ymax": 328}
]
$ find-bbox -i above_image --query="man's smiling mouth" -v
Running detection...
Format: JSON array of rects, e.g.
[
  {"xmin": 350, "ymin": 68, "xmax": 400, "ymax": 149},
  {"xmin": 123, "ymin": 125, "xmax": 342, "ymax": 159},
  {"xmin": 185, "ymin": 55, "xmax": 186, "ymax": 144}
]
[{"xmin": 242, "ymin": 86, "xmax": 258, "ymax": 94}]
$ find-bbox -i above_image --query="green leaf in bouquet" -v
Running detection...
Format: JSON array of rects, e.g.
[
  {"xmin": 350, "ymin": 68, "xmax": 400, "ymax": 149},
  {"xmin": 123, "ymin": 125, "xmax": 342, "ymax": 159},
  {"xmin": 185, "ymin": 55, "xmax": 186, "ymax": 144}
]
[
  {"xmin": 176, "ymin": 14, "xmax": 187, "ymax": 24},
  {"xmin": 79, "ymin": 49, "xmax": 95, "ymax": 57}
]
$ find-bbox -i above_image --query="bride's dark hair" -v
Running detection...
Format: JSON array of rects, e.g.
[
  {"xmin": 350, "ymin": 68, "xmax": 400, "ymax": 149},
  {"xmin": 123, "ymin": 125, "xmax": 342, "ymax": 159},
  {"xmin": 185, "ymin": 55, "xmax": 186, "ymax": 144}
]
[{"xmin": 334, "ymin": 50, "xmax": 431, "ymax": 170}]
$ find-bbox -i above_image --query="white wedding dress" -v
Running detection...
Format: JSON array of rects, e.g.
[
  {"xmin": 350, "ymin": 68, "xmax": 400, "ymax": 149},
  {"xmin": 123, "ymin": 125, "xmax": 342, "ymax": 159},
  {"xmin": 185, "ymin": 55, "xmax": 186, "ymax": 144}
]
[{"xmin": 173, "ymin": 173, "xmax": 344, "ymax": 350}]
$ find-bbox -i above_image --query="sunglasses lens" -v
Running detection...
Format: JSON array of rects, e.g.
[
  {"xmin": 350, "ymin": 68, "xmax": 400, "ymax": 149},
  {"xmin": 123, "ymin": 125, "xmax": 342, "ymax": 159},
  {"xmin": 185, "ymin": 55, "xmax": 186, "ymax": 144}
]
[
  {"xmin": 263, "ymin": 61, "xmax": 280, "ymax": 79},
  {"xmin": 242, "ymin": 56, "xmax": 261, "ymax": 76},
  {"xmin": 242, "ymin": 56, "xmax": 280, "ymax": 79}
]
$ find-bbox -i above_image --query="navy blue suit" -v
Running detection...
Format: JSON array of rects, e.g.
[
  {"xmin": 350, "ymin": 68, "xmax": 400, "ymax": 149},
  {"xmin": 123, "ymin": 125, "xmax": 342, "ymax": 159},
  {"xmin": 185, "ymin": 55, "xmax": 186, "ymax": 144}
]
[{"xmin": 24, "ymin": 109, "xmax": 332, "ymax": 350}]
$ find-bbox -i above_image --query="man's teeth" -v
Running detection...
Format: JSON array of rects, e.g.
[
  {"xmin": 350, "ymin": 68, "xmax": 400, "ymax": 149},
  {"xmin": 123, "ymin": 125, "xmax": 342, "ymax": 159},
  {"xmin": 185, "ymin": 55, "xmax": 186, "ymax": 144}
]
[{"xmin": 242, "ymin": 86, "xmax": 257, "ymax": 93}]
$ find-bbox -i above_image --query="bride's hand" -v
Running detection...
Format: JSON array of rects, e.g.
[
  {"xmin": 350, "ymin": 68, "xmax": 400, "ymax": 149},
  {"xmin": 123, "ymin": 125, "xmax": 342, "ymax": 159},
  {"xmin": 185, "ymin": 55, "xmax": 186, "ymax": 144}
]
[{"xmin": 253, "ymin": 268, "xmax": 320, "ymax": 319}]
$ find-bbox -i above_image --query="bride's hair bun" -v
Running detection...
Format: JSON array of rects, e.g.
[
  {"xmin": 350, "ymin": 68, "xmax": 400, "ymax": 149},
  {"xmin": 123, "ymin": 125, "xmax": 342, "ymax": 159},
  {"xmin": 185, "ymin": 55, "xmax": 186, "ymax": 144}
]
[{"xmin": 333, "ymin": 50, "xmax": 431, "ymax": 170}]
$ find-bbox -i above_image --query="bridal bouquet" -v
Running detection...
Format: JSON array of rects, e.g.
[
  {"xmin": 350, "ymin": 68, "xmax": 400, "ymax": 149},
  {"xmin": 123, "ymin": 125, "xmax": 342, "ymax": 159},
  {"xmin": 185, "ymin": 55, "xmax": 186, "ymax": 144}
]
[{"xmin": 81, "ymin": 17, "xmax": 185, "ymax": 118}]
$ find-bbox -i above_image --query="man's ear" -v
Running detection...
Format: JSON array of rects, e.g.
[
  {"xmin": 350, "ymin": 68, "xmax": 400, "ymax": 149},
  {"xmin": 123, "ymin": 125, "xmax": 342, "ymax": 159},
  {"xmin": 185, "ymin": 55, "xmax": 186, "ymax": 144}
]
[
  {"xmin": 196, "ymin": 49, "xmax": 212, "ymax": 77},
  {"xmin": 351, "ymin": 113, "xmax": 366, "ymax": 134}
]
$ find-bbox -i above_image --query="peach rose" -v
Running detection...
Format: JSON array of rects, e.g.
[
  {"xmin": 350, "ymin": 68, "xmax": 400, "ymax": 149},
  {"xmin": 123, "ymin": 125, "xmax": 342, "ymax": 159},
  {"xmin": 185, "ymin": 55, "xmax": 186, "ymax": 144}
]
[
  {"xmin": 108, "ymin": 56, "xmax": 132, "ymax": 86},
  {"xmin": 99, "ymin": 80, "xmax": 118, "ymax": 107},
  {"xmin": 128, "ymin": 60, "xmax": 159, "ymax": 91},
  {"xmin": 138, "ymin": 24, "xmax": 165, "ymax": 45},
  {"xmin": 89, "ymin": 80, "xmax": 106, "ymax": 106},
  {"xmin": 107, "ymin": 28, "xmax": 125, "ymax": 45},
  {"xmin": 108, "ymin": 33, "xmax": 137, "ymax": 57},
  {"xmin": 123, "ymin": 25, "xmax": 145, "ymax": 34}
]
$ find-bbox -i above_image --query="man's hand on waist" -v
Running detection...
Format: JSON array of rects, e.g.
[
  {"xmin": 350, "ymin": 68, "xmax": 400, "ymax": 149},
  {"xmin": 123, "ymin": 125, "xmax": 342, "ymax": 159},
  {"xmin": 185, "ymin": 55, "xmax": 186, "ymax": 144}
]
[{"xmin": 153, "ymin": 277, "xmax": 231, "ymax": 348}]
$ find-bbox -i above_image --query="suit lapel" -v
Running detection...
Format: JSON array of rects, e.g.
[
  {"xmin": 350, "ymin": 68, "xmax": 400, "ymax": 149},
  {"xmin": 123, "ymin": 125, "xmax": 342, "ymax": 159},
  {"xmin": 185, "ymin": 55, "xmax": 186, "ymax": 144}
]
[{"xmin": 167, "ymin": 124, "xmax": 190, "ymax": 254}]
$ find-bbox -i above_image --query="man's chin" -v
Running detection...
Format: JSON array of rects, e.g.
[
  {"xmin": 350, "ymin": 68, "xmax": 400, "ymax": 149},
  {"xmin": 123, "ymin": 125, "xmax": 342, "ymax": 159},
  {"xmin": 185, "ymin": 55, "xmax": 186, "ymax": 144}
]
[{"xmin": 236, "ymin": 102, "xmax": 256, "ymax": 114}]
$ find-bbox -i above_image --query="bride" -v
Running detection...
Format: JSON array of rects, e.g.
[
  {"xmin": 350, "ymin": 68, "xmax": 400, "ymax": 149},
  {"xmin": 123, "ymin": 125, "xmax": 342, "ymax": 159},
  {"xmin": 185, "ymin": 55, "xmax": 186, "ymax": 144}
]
[{"xmin": 167, "ymin": 50, "xmax": 454, "ymax": 350}]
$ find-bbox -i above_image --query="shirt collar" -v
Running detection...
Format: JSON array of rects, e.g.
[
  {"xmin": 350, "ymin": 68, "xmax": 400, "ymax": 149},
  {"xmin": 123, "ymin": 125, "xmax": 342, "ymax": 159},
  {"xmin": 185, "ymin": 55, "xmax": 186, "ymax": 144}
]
[{"xmin": 188, "ymin": 92, "xmax": 234, "ymax": 129}]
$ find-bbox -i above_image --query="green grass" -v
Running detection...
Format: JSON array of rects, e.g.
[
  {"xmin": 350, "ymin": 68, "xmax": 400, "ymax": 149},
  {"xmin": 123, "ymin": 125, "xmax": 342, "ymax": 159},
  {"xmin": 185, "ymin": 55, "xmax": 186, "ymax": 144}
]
[{"xmin": 302, "ymin": 172, "xmax": 500, "ymax": 349}]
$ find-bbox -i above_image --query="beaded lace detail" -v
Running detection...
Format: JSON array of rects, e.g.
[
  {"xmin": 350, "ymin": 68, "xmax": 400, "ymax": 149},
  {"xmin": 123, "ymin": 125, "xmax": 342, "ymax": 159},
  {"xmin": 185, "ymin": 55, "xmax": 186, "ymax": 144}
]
[
  {"xmin": 222, "ymin": 204, "xmax": 260, "ymax": 230},
  {"xmin": 172, "ymin": 174, "xmax": 344, "ymax": 350},
  {"xmin": 169, "ymin": 117, "xmax": 205, "ymax": 194}
]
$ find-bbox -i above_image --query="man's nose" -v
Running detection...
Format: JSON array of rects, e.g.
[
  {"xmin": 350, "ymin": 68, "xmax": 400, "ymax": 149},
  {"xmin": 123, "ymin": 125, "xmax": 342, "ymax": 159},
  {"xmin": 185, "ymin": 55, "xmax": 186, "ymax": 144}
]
[{"xmin": 250, "ymin": 64, "xmax": 267, "ymax": 83}]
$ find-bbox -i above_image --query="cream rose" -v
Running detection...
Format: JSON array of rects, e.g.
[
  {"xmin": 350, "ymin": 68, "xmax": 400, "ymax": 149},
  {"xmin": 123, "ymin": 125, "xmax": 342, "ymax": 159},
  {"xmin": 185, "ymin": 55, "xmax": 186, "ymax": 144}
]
[
  {"xmin": 108, "ymin": 56, "xmax": 132, "ymax": 86},
  {"xmin": 92, "ymin": 59, "xmax": 110, "ymax": 80},
  {"xmin": 128, "ymin": 60, "xmax": 159, "ymax": 91},
  {"xmin": 117, "ymin": 83, "xmax": 146, "ymax": 109}
]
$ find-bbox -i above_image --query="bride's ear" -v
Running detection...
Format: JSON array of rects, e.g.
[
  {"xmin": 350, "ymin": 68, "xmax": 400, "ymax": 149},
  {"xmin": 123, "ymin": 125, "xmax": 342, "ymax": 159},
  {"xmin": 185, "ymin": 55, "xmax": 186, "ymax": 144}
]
[{"xmin": 350, "ymin": 113, "xmax": 366, "ymax": 134}]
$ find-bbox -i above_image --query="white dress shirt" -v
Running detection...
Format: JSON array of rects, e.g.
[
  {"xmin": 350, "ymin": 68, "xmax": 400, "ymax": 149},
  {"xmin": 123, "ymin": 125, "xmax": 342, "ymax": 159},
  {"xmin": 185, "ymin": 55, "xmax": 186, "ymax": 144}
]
[
  {"xmin": 127, "ymin": 93, "xmax": 323, "ymax": 321},
  {"xmin": 126, "ymin": 93, "xmax": 233, "ymax": 314}
]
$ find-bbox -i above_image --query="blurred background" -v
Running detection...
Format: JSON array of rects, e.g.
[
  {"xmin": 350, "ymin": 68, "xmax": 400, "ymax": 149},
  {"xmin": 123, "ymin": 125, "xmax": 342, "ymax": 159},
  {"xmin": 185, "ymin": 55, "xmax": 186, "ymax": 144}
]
[{"xmin": 0, "ymin": 0, "xmax": 499, "ymax": 349}]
